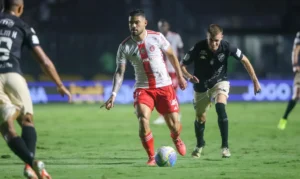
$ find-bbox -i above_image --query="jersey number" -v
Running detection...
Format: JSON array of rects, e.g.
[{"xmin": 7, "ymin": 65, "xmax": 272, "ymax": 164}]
[{"xmin": 0, "ymin": 37, "xmax": 13, "ymax": 61}]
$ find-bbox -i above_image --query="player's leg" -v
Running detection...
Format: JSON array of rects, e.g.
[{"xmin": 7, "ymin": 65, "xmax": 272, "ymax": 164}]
[
  {"xmin": 212, "ymin": 81, "xmax": 230, "ymax": 158},
  {"xmin": 5, "ymin": 73, "xmax": 51, "ymax": 178},
  {"xmin": 153, "ymin": 73, "xmax": 179, "ymax": 125},
  {"xmin": 278, "ymin": 73, "xmax": 300, "ymax": 130},
  {"xmin": 0, "ymin": 74, "xmax": 36, "ymax": 167},
  {"xmin": 5, "ymin": 73, "xmax": 36, "ymax": 157},
  {"xmin": 155, "ymin": 85, "xmax": 186, "ymax": 156},
  {"xmin": 0, "ymin": 110, "xmax": 38, "ymax": 179},
  {"xmin": 0, "ymin": 105, "xmax": 35, "ymax": 164},
  {"xmin": 16, "ymin": 114, "xmax": 36, "ymax": 159},
  {"xmin": 191, "ymin": 91, "xmax": 211, "ymax": 158},
  {"xmin": 133, "ymin": 89, "xmax": 156, "ymax": 166}
]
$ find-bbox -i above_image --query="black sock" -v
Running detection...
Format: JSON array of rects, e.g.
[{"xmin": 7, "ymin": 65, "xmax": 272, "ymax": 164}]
[
  {"xmin": 194, "ymin": 120, "xmax": 205, "ymax": 147},
  {"xmin": 21, "ymin": 126, "xmax": 37, "ymax": 157},
  {"xmin": 7, "ymin": 137, "xmax": 34, "ymax": 166},
  {"xmin": 216, "ymin": 103, "xmax": 229, "ymax": 148},
  {"xmin": 283, "ymin": 99, "xmax": 297, "ymax": 120}
]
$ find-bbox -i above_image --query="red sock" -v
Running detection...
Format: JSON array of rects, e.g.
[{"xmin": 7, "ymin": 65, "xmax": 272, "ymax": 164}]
[
  {"xmin": 140, "ymin": 132, "xmax": 155, "ymax": 158},
  {"xmin": 171, "ymin": 124, "xmax": 182, "ymax": 140}
]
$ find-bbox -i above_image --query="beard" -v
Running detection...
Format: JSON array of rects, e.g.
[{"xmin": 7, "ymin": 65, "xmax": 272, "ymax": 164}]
[{"xmin": 131, "ymin": 29, "xmax": 143, "ymax": 36}]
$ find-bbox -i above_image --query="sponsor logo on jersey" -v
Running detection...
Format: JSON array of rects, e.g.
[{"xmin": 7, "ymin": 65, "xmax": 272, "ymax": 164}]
[{"xmin": 0, "ymin": 19, "xmax": 14, "ymax": 28}]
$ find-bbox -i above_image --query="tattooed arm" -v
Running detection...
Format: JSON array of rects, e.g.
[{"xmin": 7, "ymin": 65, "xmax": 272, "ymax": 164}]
[
  {"xmin": 112, "ymin": 63, "xmax": 126, "ymax": 95},
  {"xmin": 101, "ymin": 44, "xmax": 127, "ymax": 110}
]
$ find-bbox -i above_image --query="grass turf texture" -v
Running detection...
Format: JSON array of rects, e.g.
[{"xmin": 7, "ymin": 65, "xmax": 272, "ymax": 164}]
[{"xmin": 0, "ymin": 103, "xmax": 299, "ymax": 179}]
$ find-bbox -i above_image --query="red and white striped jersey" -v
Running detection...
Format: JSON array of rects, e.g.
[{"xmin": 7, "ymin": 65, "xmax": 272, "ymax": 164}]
[
  {"xmin": 165, "ymin": 31, "xmax": 184, "ymax": 73},
  {"xmin": 116, "ymin": 30, "xmax": 172, "ymax": 89}
]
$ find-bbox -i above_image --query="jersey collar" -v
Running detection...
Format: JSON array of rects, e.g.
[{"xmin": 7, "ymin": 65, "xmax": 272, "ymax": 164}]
[{"xmin": 131, "ymin": 30, "xmax": 148, "ymax": 44}]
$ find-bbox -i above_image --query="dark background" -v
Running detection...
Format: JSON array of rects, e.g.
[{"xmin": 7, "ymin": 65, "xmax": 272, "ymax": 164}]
[{"xmin": 7, "ymin": 0, "xmax": 300, "ymax": 81}]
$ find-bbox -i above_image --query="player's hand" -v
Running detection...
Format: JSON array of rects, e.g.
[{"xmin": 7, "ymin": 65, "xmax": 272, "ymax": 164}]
[
  {"xmin": 293, "ymin": 66, "xmax": 300, "ymax": 73},
  {"xmin": 178, "ymin": 76, "xmax": 187, "ymax": 90},
  {"xmin": 57, "ymin": 85, "xmax": 72, "ymax": 103},
  {"xmin": 253, "ymin": 80, "xmax": 261, "ymax": 95},
  {"xmin": 100, "ymin": 95, "xmax": 116, "ymax": 110},
  {"xmin": 188, "ymin": 76, "xmax": 200, "ymax": 84}
]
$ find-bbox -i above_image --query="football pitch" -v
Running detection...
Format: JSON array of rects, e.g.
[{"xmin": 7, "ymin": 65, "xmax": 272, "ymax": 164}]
[{"xmin": 0, "ymin": 103, "xmax": 299, "ymax": 179}]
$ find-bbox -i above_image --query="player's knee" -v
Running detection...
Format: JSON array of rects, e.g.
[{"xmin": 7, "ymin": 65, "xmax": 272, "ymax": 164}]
[
  {"xmin": 138, "ymin": 116, "xmax": 150, "ymax": 131},
  {"xmin": 196, "ymin": 113, "xmax": 206, "ymax": 123},
  {"xmin": 215, "ymin": 103, "xmax": 227, "ymax": 120},
  {"xmin": 0, "ymin": 104, "xmax": 19, "ymax": 123}
]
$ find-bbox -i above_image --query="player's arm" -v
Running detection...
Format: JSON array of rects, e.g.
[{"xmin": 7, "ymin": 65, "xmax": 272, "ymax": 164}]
[
  {"xmin": 180, "ymin": 64, "xmax": 192, "ymax": 79},
  {"xmin": 292, "ymin": 45, "xmax": 300, "ymax": 66},
  {"xmin": 159, "ymin": 33, "xmax": 187, "ymax": 89},
  {"xmin": 24, "ymin": 25, "xmax": 72, "ymax": 101},
  {"xmin": 230, "ymin": 45, "xmax": 261, "ymax": 94},
  {"xmin": 292, "ymin": 33, "xmax": 300, "ymax": 72},
  {"xmin": 164, "ymin": 47, "xmax": 184, "ymax": 78},
  {"xmin": 180, "ymin": 46, "xmax": 199, "ymax": 83},
  {"xmin": 32, "ymin": 46, "xmax": 72, "ymax": 101},
  {"xmin": 32, "ymin": 47, "xmax": 63, "ymax": 87},
  {"xmin": 159, "ymin": 33, "xmax": 183, "ymax": 77},
  {"xmin": 101, "ymin": 44, "xmax": 126, "ymax": 109},
  {"xmin": 111, "ymin": 63, "xmax": 126, "ymax": 95},
  {"xmin": 240, "ymin": 56, "xmax": 259, "ymax": 83},
  {"xmin": 24, "ymin": 25, "xmax": 64, "ymax": 87},
  {"xmin": 111, "ymin": 44, "xmax": 127, "ymax": 96}
]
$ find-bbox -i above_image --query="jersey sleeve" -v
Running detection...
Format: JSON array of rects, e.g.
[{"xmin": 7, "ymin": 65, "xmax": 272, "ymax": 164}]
[
  {"xmin": 159, "ymin": 33, "xmax": 171, "ymax": 52},
  {"xmin": 176, "ymin": 34, "xmax": 184, "ymax": 48},
  {"xmin": 229, "ymin": 44, "xmax": 243, "ymax": 61},
  {"xmin": 294, "ymin": 32, "xmax": 300, "ymax": 46},
  {"xmin": 181, "ymin": 45, "xmax": 197, "ymax": 65},
  {"xmin": 116, "ymin": 44, "xmax": 127, "ymax": 64},
  {"xmin": 23, "ymin": 24, "xmax": 40, "ymax": 49}
]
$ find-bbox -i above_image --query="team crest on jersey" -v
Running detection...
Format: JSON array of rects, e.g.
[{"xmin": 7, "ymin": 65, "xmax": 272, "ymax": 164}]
[
  {"xmin": 149, "ymin": 45, "xmax": 155, "ymax": 52},
  {"xmin": 200, "ymin": 50, "xmax": 207, "ymax": 55},
  {"xmin": 0, "ymin": 19, "xmax": 14, "ymax": 28},
  {"xmin": 218, "ymin": 53, "xmax": 225, "ymax": 62},
  {"xmin": 140, "ymin": 48, "xmax": 146, "ymax": 54}
]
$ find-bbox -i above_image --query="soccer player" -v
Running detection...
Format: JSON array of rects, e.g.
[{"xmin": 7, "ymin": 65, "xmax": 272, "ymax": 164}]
[
  {"xmin": 153, "ymin": 19, "xmax": 184, "ymax": 125},
  {"xmin": 102, "ymin": 9, "xmax": 187, "ymax": 166},
  {"xmin": 278, "ymin": 32, "xmax": 300, "ymax": 130},
  {"xmin": 0, "ymin": 0, "xmax": 72, "ymax": 178},
  {"xmin": 180, "ymin": 24, "xmax": 261, "ymax": 158}
]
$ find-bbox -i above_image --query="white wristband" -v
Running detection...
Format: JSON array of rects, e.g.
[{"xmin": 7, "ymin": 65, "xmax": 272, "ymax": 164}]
[{"xmin": 112, "ymin": 92, "xmax": 117, "ymax": 97}]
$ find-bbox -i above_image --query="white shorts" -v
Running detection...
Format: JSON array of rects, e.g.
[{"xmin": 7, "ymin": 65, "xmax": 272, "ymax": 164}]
[
  {"xmin": 294, "ymin": 72, "xmax": 300, "ymax": 88},
  {"xmin": 0, "ymin": 73, "xmax": 33, "ymax": 124},
  {"xmin": 193, "ymin": 81, "xmax": 230, "ymax": 116}
]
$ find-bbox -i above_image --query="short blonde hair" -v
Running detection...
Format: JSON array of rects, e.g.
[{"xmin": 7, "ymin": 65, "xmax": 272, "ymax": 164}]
[{"xmin": 207, "ymin": 24, "xmax": 223, "ymax": 37}]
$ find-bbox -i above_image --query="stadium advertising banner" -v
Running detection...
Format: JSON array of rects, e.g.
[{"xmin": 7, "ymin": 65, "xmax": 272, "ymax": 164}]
[{"xmin": 28, "ymin": 80, "xmax": 293, "ymax": 104}]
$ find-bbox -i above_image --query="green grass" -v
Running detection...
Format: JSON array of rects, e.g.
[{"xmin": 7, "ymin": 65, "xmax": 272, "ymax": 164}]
[{"xmin": 0, "ymin": 103, "xmax": 299, "ymax": 179}]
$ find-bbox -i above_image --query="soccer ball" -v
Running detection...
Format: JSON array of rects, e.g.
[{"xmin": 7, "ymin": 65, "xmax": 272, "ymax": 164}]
[{"xmin": 155, "ymin": 146, "xmax": 177, "ymax": 167}]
